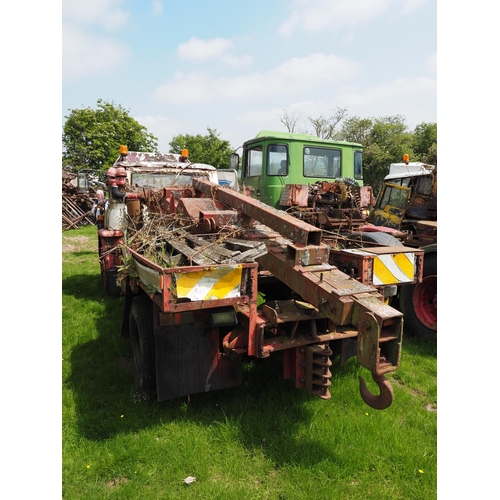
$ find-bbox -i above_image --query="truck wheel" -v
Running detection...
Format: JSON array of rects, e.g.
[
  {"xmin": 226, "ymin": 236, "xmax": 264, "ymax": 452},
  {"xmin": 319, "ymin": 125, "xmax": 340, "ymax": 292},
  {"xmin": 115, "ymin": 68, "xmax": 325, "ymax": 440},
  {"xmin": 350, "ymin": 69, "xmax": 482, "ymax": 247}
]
[
  {"xmin": 129, "ymin": 296, "xmax": 156, "ymax": 398},
  {"xmin": 104, "ymin": 269, "xmax": 121, "ymax": 296},
  {"xmin": 346, "ymin": 231, "xmax": 404, "ymax": 247},
  {"xmin": 399, "ymin": 252, "xmax": 437, "ymax": 340}
]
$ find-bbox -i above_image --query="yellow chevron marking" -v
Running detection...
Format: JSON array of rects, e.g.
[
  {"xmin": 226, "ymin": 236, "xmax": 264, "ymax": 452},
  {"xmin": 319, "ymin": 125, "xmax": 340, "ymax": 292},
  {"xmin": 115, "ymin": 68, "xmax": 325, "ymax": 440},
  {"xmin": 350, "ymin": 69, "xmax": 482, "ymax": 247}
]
[
  {"xmin": 392, "ymin": 252, "xmax": 414, "ymax": 280},
  {"xmin": 373, "ymin": 252, "xmax": 415, "ymax": 285},
  {"xmin": 175, "ymin": 266, "xmax": 242, "ymax": 300},
  {"xmin": 203, "ymin": 266, "xmax": 242, "ymax": 299},
  {"xmin": 373, "ymin": 258, "xmax": 397, "ymax": 285}
]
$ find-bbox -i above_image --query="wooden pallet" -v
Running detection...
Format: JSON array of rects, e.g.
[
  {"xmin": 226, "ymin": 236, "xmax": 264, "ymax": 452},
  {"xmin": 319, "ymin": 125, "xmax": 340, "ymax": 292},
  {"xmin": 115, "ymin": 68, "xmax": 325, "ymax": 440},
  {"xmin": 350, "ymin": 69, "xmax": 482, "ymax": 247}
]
[{"xmin": 164, "ymin": 229, "xmax": 267, "ymax": 265}]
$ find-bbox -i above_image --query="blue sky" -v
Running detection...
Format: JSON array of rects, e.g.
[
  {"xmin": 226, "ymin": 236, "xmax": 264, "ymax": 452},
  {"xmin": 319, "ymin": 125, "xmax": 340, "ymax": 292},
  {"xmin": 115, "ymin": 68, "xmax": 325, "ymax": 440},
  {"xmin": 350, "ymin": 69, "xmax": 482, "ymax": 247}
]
[{"xmin": 62, "ymin": 0, "xmax": 437, "ymax": 152}]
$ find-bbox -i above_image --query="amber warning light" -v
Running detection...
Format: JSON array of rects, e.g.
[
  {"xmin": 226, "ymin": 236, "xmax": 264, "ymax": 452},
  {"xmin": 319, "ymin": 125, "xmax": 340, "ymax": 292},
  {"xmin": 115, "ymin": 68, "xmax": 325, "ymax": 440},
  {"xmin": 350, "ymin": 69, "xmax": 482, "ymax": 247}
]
[
  {"xmin": 403, "ymin": 154, "xmax": 410, "ymax": 164},
  {"xmin": 120, "ymin": 145, "xmax": 128, "ymax": 155}
]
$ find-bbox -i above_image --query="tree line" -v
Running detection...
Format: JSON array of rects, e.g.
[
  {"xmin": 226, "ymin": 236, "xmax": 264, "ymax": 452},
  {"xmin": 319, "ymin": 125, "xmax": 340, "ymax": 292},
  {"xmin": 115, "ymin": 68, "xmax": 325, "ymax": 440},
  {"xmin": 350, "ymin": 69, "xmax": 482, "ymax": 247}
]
[
  {"xmin": 279, "ymin": 107, "xmax": 436, "ymax": 191},
  {"xmin": 62, "ymin": 100, "xmax": 436, "ymax": 192}
]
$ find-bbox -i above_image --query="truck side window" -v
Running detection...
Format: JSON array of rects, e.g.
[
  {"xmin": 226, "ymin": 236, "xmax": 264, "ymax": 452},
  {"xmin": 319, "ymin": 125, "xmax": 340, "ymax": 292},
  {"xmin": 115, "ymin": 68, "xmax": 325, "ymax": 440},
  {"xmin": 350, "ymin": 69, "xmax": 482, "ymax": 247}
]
[
  {"xmin": 246, "ymin": 147, "xmax": 263, "ymax": 177},
  {"xmin": 414, "ymin": 176, "xmax": 433, "ymax": 195},
  {"xmin": 354, "ymin": 151, "xmax": 363, "ymax": 180},
  {"xmin": 267, "ymin": 144, "xmax": 288, "ymax": 176},
  {"xmin": 303, "ymin": 147, "xmax": 341, "ymax": 178}
]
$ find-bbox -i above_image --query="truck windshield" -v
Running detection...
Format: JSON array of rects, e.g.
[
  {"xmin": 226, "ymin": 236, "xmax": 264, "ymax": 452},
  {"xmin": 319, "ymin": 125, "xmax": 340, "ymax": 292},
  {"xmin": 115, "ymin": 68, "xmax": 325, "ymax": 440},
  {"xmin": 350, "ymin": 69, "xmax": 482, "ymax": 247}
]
[
  {"xmin": 130, "ymin": 171, "xmax": 210, "ymax": 189},
  {"xmin": 377, "ymin": 184, "xmax": 410, "ymax": 210},
  {"xmin": 303, "ymin": 147, "xmax": 341, "ymax": 178}
]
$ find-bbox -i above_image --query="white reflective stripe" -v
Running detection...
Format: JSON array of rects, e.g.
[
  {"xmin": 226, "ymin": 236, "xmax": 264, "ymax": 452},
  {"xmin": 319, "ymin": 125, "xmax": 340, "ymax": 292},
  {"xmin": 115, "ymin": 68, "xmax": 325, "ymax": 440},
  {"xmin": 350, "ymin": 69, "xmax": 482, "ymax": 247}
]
[
  {"xmin": 373, "ymin": 253, "xmax": 415, "ymax": 285},
  {"xmin": 134, "ymin": 259, "xmax": 162, "ymax": 292}
]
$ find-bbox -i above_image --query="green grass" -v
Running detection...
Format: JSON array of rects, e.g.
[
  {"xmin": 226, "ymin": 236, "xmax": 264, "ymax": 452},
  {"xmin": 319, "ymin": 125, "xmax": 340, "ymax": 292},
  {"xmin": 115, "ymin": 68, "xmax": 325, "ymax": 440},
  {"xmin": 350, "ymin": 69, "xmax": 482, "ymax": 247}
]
[{"xmin": 62, "ymin": 225, "xmax": 437, "ymax": 499}]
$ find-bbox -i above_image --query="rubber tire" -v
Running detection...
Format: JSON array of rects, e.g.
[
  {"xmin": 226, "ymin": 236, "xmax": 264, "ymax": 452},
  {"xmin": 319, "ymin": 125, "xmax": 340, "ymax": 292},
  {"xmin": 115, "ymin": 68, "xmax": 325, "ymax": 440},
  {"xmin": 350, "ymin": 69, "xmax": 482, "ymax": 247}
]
[
  {"xmin": 104, "ymin": 269, "xmax": 121, "ymax": 296},
  {"xmin": 346, "ymin": 231, "xmax": 404, "ymax": 247},
  {"xmin": 399, "ymin": 251, "xmax": 437, "ymax": 340},
  {"xmin": 129, "ymin": 295, "xmax": 157, "ymax": 398}
]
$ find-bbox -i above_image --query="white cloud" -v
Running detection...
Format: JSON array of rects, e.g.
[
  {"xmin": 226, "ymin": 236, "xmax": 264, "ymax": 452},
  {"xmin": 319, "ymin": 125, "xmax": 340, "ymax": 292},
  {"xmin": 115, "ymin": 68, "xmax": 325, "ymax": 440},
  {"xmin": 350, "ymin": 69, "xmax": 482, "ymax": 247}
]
[
  {"xmin": 336, "ymin": 76, "xmax": 436, "ymax": 126},
  {"xmin": 154, "ymin": 53, "xmax": 360, "ymax": 104},
  {"xmin": 339, "ymin": 77, "xmax": 436, "ymax": 105},
  {"xmin": 402, "ymin": 0, "xmax": 428, "ymax": 14},
  {"xmin": 62, "ymin": 24, "xmax": 131, "ymax": 82},
  {"xmin": 135, "ymin": 115, "xmax": 187, "ymax": 151},
  {"xmin": 176, "ymin": 37, "xmax": 253, "ymax": 67},
  {"xmin": 238, "ymin": 107, "xmax": 287, "ymax": 125},
  {"xmin": 279, "ymin": 0, "xmax": 393, "ymax": 36},
  {"xmin": 153, "ymin": 71, "xmax": 215, "ymax": 104},
  {"xmin": 427, "ymin": 53, "xmax": 437, "ymax": 76},
  {"xmin": 152, "ymin": 0, "xmax": 163, "ymax": 16},
  {"xmin": 177, "ymin": 37, "xmax": 235, "ymax": 61},
  {"xmin": 232, "ymin": 76, "xmax": 436, "ymax": 145},
  {"xmin": 63, "ymin": 0, "xmax": 130, "ymax": 31},
  {"xmin": 62, "ymin": 0, "xmax": 131, "ymax": 81},
  {"xmin": 221, "ymin": 54, "xmax": 254, "ymax": 68}
]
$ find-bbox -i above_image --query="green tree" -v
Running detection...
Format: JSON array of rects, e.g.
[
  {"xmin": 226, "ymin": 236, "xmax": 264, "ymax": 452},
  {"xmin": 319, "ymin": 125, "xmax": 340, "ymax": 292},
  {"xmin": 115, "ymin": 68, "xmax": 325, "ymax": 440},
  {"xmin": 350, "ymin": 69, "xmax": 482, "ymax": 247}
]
[
  {"xmin": 336, "ymin": 115, "xmax": 415, "ymax": 193},
  {"xmin": 281, "ymin": 107, "xmax": 438, "ymax": 193},
  {"xmin": 412, "ymin": 122, "xmax": 437, "ymax": 165},
  {"xmin": 169, "ymin": 127, "xmax": 233, "ymax": 168},
  {"xmin": 62, "ymin": 99, "xmax": 158, "ymax": 172}
]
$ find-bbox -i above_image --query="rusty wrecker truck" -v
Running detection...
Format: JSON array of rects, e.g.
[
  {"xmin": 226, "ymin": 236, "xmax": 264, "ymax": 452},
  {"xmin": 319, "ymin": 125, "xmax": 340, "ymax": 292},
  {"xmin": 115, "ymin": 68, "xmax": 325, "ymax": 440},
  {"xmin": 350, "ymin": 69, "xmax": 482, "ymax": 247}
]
[{"xmin": 95, "ymin": 146, "xmax": 404, "ymax": 410}]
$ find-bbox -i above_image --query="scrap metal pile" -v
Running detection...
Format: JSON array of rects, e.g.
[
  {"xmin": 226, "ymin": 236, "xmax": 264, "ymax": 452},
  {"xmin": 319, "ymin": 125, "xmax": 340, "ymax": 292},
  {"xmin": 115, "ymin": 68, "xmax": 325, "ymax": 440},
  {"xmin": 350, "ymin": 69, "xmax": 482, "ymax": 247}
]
[
  {"xmin": 122, "ymin": 192, "xmax": 268, "ymax": 269},
  {"xmin": 62, "ymin": 170, "xmax": 99, "ymax": 230},
  {"xmin": 280, "ymin": 179, "xmax": 374, "ymax": 233}
]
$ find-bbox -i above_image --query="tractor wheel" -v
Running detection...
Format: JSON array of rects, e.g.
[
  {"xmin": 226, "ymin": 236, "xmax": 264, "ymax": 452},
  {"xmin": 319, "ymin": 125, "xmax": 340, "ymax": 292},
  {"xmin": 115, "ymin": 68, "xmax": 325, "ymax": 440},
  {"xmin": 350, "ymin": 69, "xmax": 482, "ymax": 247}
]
[
  {"xmin": 129, "ymin": 295, "xmax": 156, "ymax": 398},
  {"xmin": 399, "ymin": 251, "xmax": 437, "ymax": 340}
]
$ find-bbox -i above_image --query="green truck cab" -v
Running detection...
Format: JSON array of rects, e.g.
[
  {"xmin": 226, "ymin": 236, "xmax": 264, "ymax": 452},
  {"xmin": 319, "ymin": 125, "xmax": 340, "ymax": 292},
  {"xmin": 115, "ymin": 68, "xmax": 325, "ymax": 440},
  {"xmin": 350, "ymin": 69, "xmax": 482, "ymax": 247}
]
[{"xmin": 231, "ymin": 130, "xmax": 363, "ymax": 208}]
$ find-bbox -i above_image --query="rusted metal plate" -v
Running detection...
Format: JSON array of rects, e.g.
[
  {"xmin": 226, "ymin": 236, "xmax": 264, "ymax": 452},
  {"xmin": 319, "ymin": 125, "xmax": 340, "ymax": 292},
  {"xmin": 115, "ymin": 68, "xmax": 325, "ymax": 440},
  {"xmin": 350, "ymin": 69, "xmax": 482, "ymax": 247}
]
[
  {"xmin": 309, "ymin": 268, "xmax": 376, "ymax": 296},
  {"xmin": 285, "ymin": 242, "xmax": 330, "ymax": 267},
  {"xmin": 356, "ymin": 309, "xmax": 402, "ymax": 376},
  {"xmin": 279, "ymin": 184, "xmax": 309, "ymax": 207},
  {"xmin": 155, "ymin": 323, "xmax": 242, "ymax": 401}
]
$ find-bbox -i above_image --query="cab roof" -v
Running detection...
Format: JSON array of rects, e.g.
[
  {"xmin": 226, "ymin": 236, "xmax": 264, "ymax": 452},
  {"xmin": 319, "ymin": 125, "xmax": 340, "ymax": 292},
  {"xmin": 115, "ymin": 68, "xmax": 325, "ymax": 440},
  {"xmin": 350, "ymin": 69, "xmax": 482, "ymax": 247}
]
[
  {"xmin": 115, "ymin": 151, "xmax": 216, "ymax": 171},
  {"xmin": 385, "ymin": 162, "xmax": 435, "ymax": 180},
  {"xmin": 242, "ymin": 130, "xmax": 362, "ymax": 148}
]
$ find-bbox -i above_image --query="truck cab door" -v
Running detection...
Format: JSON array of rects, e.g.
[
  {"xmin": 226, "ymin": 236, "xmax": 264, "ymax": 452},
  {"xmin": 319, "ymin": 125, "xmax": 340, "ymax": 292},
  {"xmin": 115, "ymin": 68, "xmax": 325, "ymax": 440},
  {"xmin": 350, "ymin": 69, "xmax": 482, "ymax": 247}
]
[
  {"xmin": 371, "ymin": 183, "xmax": 411, "ymax": 230},
  {"xmin": 240, "ymin": 143, "xmax": 289, "ymax": 207}
]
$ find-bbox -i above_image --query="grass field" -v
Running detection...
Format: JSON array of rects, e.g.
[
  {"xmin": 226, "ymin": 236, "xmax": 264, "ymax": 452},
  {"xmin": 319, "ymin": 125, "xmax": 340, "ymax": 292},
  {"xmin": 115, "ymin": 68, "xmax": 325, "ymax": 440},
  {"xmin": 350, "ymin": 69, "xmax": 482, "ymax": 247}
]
[{"xmin": 62, "ymin": 225, "xmax": 437, "ymax": 499}]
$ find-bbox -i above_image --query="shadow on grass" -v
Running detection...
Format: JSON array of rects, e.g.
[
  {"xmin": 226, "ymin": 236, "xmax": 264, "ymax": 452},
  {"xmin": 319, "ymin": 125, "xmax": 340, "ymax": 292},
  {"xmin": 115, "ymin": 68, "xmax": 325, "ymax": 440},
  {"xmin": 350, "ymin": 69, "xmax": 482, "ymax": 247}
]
[
  {"xmin": 401, "ymin": 334, "xmax": 437, "ymax": 358},
  {"xmin": 63, "ymin": 274, "xmax": 386, "ymax": 468}
]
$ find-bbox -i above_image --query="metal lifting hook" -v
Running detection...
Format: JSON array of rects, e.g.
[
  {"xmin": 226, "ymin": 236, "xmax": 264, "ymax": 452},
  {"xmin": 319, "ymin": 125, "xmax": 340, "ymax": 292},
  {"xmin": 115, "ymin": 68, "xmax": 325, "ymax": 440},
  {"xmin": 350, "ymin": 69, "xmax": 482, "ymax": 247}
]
[{"xmin": 359, "ymin": 373, "xmax": 394, "ymax": 410}]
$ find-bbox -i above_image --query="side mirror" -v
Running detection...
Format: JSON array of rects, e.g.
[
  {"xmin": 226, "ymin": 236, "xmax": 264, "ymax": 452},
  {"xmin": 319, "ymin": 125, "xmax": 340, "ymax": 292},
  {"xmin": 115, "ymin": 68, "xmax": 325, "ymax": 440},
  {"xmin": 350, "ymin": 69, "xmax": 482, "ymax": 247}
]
[{"xmin": 230, "ymin": 153, "xmax": 240, "ymax": 171}]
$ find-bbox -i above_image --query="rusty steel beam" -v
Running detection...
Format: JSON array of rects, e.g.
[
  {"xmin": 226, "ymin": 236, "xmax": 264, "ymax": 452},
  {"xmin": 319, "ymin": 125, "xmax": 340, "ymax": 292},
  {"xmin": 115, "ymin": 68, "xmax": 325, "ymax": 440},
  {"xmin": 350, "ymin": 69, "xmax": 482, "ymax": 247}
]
[
  {"xmin": 192, "ymin": 178, "xmax": 323, "ymax": 247},
  {"xmin": 258, "ymin": 247, "xmax": 376, "ymax": 326}
]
